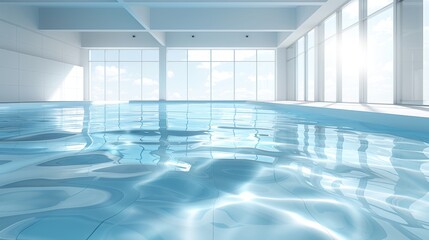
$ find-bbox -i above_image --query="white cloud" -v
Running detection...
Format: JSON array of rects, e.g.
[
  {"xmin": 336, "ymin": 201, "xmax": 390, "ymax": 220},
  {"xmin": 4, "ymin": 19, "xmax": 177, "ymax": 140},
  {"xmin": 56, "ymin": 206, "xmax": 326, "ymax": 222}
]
[
  {"xmin": 142, "ymin": 78, "xmax": 159, "ymax": 86},
  {"xmin": 132, "ymin": 79, "xmax": 141, "ymax": 85},
  {"xmin": 95, "ymin": 65, "xmax": 123, "ymax": 77},
  {"xmin": 258, "ymin": 73, "xmax": 275, "ymax": 82},
  {"xmin": 197, "ymin": 62, "xmax": 211, "ymax": 69},
  {"xmin": 167, "ymin": 70, "xmax": 175, "ymax": 78},
  {"xmin": 212, "ymin": 70, "xmax": 233, "ymax": 86}
]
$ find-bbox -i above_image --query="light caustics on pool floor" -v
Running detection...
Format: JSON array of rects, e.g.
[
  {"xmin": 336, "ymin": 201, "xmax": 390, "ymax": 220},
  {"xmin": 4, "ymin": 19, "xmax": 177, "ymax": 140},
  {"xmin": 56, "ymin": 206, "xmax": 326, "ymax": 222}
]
[{"xmin": 0, "ymin": 102, "xmax": 428, "ymax": 240}]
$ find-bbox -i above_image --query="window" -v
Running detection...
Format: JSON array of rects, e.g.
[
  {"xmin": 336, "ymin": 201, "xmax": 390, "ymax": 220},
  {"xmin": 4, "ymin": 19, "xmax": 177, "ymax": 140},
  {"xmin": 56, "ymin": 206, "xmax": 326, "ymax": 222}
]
[
  {"xmin": 307, "ymin": 30, "xmax": 315, "ymax": 101},
  {"xmin": 367, "ymin": 0, "xmax": 393, "ymax": 16},
  {"xmin": 212, "ymin": 50, "xmax": 234, "ymax": 100},
  {"xmin": 89, "ymin": 49, "xmax": 160, "ymax": 101},
  {"xmin": 90, "ymin": 62, "xmax": 105, "ymax": 101},
  {"xmin": 296, "ymin": 38, "xmax": 306, "ymax": 101},
  {"xmin": 424, "ymin": 0, "xmax": 429, "ymax": 103},
  {"xmin": 367, "ymin": 7, "xmax": 394, "ymax": 104},
  {"xmin": 342, "ymin": 0, "xmax": 359, "ymax": 29},
  {"xmin": 340, "ymin": 1, "xmax": 360, "ymax": 103},
  {"xmin": 166, "ymin": 49, "xmax": 276, "ymax": 101},
  {"xmin": 323, "ymin": 13, "xmax": 337, "ymax": 102},
  {"xmin": 324, "ymin": 37, "xmax": 337, "ymax": 102},
  {"xmin": 235, "ymin": 62, "xmax": 257, "ymax": 100}
]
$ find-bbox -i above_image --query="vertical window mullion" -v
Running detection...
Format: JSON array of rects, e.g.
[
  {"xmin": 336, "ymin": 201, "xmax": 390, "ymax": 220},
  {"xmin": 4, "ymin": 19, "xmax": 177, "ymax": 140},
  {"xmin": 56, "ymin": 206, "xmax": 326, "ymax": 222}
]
[
  {"xmin": 337, "ymin": 10, "xmax": 342, "ymax": 103},
  {"xmin": 360, "ymin": 0, "xmax": 368, "ymax": 103}
]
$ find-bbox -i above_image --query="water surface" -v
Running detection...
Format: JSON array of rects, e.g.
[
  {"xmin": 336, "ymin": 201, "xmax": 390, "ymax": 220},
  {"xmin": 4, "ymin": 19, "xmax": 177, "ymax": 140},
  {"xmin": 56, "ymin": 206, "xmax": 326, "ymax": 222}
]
[{"xmin": 0, "ymin": 102, "xmax": 428, "ymax": 240}]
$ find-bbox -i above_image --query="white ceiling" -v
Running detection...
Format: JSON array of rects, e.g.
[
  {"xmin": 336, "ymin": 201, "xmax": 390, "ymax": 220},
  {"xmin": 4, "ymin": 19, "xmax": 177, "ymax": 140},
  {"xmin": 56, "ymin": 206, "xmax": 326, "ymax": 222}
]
[{"xmin": 0, "ymin": 0, "xmax": 330, "ymax": 47}]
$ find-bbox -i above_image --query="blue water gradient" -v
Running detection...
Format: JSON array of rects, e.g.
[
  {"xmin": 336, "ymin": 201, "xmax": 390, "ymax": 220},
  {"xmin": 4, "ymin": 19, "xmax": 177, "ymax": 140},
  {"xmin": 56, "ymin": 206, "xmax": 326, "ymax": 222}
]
[{"xmin": 0, "ymin": 102, "xmax": 428, "ymax": 240}]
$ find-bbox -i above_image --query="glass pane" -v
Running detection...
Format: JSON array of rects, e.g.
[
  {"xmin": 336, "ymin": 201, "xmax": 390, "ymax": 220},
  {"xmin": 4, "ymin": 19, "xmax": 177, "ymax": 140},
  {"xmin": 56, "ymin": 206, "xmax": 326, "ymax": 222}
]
[
  {"xmin": 257, "ymin": 50, "xmax": 275, "ymax": 61},
  {"xmin": 341, "ymin": 25, "xmax": 360, "ymax": 103},
  {"xmin": 212, "ymin": 62, "xmax": 234, "ymax": 100},
  {"xmin": 188, "ymin": 50, "xmax": 210, "ymax": 61},
  {"xmin": 307, "ymin": 29, "xmax": 315, "ymax": 49},
  {"xmin": 105, "ymin": 62, "xmax": 119, "ymax": 101},
  {"xmin": 297, "ymin": 37, "xmax": 305, "ymax": 55},
  {"xmin": 142, "ymin": 62, "xmax": 159, "ymax": 100},
  {"xmin": 235, "ymin": 62, "xmax": 256, "ymax": 100},
  {"xmin": 168, "ymin": 50, "xmax": 187, "ymax": 61},
  {"xmin": 257, "ymin": 62, "xmax": 275, "ymax": 101},
  {"xmin": 188, "ymin": 62, "xmax": 211, "ymax": 100},
  {"xmin": 296, "ymin": 54, "xmax": 305, "ymax": 101},
  {"xmin": 367, "ymin": 8, "xmax": 394, "ymax": 104},
  {"xmin": 120, "ymin": 50, "xmax": 141, "ymax": 61},
  {"xmin": 235, "ymin": 50, "xmax": 257, "ymax": 61},
  {"xmin": 424, "ymin": 0, "xmax": 429, "ymax": 103},
  {"xmin": 90, "ymin": 62, "xmax": 105, "ymax": 101},
  {"xmin": 120, "ymin": 62, "xmax": 142, "ymax": 100},
  {"xmin": 368, "ymin": 0, "xmax": 393, "ymax": 16},
  {"xmin": 105, "ymin": 50, "xmax": 119, "ymax": 62},
  {"xmin": 307, "ymin": 48, "xmax": 315, "ymax": 101},
  {"xmin": 342, "ymin": 0, "xmax": 359, "ymax": 30},
  {"xmin": 167, "ymin": 62, "xmax": 187, "ymax": 100},
  {"xmin": 142, "ymin": 49, "xmax": 159, "ymax": 61},
  {"xmin": 324, "ymin": 13, "xmax": 337, "ymax": 39},
  {"xmin": 89, "ymin": 50, "xmax": 104, "ymax": 61},
  {"xmin": 287, "ymin": 59, "xmax": 295, "ymax": 97},
  {"xmin": 324, "ymin": 37, "xmax": 337, "ymax": 102},
  {"xmin": 212, "ymin": 50, "xmax": 234, "ymax": 61}
]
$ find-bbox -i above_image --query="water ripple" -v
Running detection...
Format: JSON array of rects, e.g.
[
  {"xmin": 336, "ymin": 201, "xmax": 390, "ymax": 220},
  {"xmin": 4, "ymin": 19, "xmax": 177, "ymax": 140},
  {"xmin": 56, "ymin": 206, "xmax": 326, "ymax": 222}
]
[{"xmin": 0, "ymin": 102, "xmax": 428, "ymax": 240}]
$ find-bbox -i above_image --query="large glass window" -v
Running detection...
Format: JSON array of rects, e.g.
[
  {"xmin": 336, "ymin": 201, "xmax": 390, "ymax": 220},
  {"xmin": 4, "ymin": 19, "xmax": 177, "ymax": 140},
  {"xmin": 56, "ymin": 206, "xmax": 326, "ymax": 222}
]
[
  {"xmin": 120, "ymin": 62, "xmax": 141, "ymax": 101},
  {"xmin": 341, "ymin": 8, "xmax": 360, "ymax": 104},
  {"xmin": 307, "ymin": 30, "xmax": 315, "ymax": 101},
  {"xmin": 167, "ymin": 62, "xmax": 187, "ymax": 100},
  {"xmin": 235, "ymin": 62, "xmax": 257, "ymax": 100},
  {"xmin": 367, "ymin": 0, "xmax": 393, "ymax": 16},
  {"xmin": 324, "ymin": 37, "xmax": 337, "ymax": 102},
  {"xmin": 424, "ymin": 0, "xmax": 429, "ymax": 103},
  {"xmin": 188, "ymin": 62, "xmax": 211, "ymax": 100},
  {"xmin": 167, "ymin": 49, "xmax": 276, "ymax": 101},
  {"xmin": 90, "ymin": 62, "xmax": 105, "ymax": 101},
  {"xmin": 323, "ymin": 14, "xmax": 337, "ymax": 102},
  {"xmin": 367, "ymin": 7, "xmax": 394, "ymax": 104},
  {"xmin": 296, "ymin": 38, "xmax": 306, "ymax": 101},
  {"xmin": 342, "ymin": 0, "xmax": 359, "ymax": 29},
  {"xmin": 89, "ymin": 49, "xmax": 160, "ymax": 101}
]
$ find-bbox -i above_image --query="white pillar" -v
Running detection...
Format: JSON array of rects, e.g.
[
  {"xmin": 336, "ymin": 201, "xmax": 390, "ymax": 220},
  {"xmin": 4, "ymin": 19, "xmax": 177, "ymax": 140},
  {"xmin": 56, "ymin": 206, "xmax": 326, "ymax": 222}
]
[{"xmin": 159, "ymin": 47, "xmax": 167, "ymax": 101}]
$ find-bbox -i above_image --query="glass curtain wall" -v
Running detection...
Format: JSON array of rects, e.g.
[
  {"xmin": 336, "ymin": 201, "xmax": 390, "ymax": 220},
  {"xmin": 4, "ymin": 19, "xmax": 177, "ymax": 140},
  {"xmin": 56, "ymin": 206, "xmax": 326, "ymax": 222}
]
[
  {"xmin": 290, "ymin": 0, "xmax": 398, "ymax": 105},
  {"xmin": 323, "ymin": 14, "xmax": 338, "ymax": 102},
  {"xmin": 425, "ymin": 0, "xmax": 429, "ymax": 103},
  {"xmin": 89, "ymin": 49, "xmax": 159, "ymax": 101},
  {"xmin": 296, "ymin": 38, "xmax": 306, "ymax": 101},
  {"xmin": 167, "ymin": 49, "xmax": 276, "ymax": 101},
  {"xmin": 366, "ymin": 0, "xmax": 394, "ymax": 104},
  {"xmin": 341, "ymin": 0, "xmax": 360, "ymax": 103},
  {"xmin": 307, "ymin": 30, "xmax": 316, "ymax": 101}
]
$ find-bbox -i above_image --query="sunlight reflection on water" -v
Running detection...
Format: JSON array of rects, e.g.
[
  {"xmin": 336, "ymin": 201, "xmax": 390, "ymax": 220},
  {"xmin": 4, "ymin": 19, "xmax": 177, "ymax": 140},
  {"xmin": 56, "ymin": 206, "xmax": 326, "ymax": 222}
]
[{"xmin": 0, "ymin": 102, "xmax": 428, "ymax": 240}]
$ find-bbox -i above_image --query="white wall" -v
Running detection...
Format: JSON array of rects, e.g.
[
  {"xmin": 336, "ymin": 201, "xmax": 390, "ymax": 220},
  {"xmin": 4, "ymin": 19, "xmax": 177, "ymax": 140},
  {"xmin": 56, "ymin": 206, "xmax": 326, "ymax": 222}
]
[
  {"xmin": 0, "ymin": 49, "xmax": 83, "ymax": 102},
  {"xmin": 0, "ymin": 6, "xmax": 84, "ymax": 102}
]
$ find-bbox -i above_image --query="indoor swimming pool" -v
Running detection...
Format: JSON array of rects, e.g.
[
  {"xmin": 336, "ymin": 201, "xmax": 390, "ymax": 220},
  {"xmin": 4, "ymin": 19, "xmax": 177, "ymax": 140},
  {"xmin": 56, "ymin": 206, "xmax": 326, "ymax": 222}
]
[{"xmin": 0, "ymin": 102, "xmax": 428, "ymax": 240}]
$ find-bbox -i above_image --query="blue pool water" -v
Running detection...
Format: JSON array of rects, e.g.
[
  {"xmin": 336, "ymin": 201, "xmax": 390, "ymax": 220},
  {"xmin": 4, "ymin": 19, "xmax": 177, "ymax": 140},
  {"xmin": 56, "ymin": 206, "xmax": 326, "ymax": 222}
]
[{"xmin": 0, "ymin": 102, "xmax": 428, "ymax": 240}]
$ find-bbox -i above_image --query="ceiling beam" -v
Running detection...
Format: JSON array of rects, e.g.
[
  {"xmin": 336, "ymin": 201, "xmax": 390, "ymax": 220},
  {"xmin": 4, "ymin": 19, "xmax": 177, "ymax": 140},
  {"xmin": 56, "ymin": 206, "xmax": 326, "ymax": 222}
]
[
  {"xmin": 0, "ymin": 0, "xmax": 327, "ymax": 7},
  {"xmin": 278, "ymin": 0, "xmax": 348, "ymax": 47},
  {"xmin": 117, "ymin": 0, "xmax": 166, "ymax": 46},
  {"xmin": 150, "ymin": 8, "xmax": 296, "ymax": 32},
  {"xmin": 39, "ymin": 8, "xmax": 145, "ymax": 30}
]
